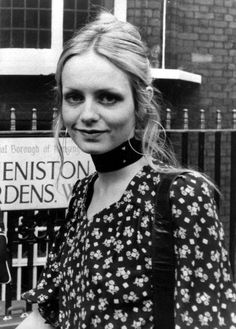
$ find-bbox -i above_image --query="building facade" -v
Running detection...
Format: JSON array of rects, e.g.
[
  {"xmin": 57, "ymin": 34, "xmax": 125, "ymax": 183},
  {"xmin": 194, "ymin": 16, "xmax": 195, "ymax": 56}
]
[
  {"xmin": 1, "ymin": 0, "xmax": 235, "ymax": 129},
  {"xmin": 0, "ymin": 0, "xmax": 235, "ymax": 283},
  {"xmin": 0, "ymin": 0, "xmax": 125, "ymax": 130}
]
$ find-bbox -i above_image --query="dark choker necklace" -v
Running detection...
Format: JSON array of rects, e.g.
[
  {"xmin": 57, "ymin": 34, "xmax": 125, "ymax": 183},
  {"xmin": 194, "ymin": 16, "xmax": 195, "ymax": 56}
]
[{"xmin": 91, "ymin": 137, "xmax": 143, "ymax": 173}]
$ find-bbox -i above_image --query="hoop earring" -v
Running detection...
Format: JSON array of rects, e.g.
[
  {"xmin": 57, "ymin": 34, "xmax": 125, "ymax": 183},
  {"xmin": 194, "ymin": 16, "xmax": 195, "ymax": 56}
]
[
  {"xmin": 128, "ymin": 138, "xmax": 147, "ymax": 157},
  {"xmin": 151, "ymin": 119, "xmax": 166, "ymax": 133},
  {"xmin": 150, "ymin": 119, "xmax": 167, "ymax": 148}
]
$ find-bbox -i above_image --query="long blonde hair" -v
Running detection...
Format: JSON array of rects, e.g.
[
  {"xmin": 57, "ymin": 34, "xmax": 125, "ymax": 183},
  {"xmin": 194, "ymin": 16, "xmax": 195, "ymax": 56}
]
[{"xmin": 53, "ymin": 11, "xmax": 180, "ymax": 173}]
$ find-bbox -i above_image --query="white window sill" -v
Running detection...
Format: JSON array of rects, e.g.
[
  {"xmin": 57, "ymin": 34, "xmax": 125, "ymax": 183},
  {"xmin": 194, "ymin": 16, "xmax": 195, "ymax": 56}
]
[
  {"xmin": 0, "ymin": 49, "xmax": 60, "ymax": 75},
  {"xmin": 0, "ymin": 56, "xmax": 202, "ymax": 83},
  {"xmin": 151, "ymin": 68, "xmax": 202, "ymax": 84}
]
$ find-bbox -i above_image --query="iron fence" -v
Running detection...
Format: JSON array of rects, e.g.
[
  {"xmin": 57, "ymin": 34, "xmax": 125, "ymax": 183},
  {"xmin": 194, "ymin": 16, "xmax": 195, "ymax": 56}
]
[{"xmin": 0, "ymin": 107, "xmax": 236, "ymax": 316}]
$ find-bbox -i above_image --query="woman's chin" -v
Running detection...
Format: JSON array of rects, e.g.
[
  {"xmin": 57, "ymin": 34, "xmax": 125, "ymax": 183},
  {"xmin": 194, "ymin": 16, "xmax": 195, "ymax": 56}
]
[
  {"xmin": 75, "ymin": 138, "xmax": 130, "ymax": 155},
  {"xmin": 78, "ymin": 145, "xmax": 109, "ymax": 155}
]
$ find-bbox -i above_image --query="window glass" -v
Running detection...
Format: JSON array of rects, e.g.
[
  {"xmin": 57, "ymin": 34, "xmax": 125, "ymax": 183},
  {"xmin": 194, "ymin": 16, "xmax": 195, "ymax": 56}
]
[
  {"xmin": 12, "ymin": 30, "xmax": 24, "ymax": 47},
  {"xmin": 63, "ymin": 0, "xmax": 114, "ymax": 43},
  {"xmin": 40, "ymin": 9, "xmax": 51, "ymax": 29},
  {"xmin": 39, "ymin": 30, "xmax": 50, "ymax": 48},
  {"xmin": 26, "ymin": 10, "xmax": 38, "ymax": 28},
  {"xmin": 0, "ymin": 0, "xmax": 10, "ymax": 7},
  {"xmin": 76, "ymin": 11, "xmax": 89, "ymax": 27},
  {"xmin": 40, "ymin": 0, "xmax": 51, "ymax": 8},
  {"xmin": 91, "ymin": 0, "xmax": 103, "ymax": 6},
  {"xmin": 13, "ymin": 0, "xmax": 24, "ymax": 7},
  {"xmin": 12, "ymin": 9, "xmax": 25, "ymax": 28},
  {"xmin": 26, "ymin": 0, "xmax": 39, "ymax": 8},
  {"xmin": 0, "ymin": 9, "xmax": 10, "ymax": 28},
  {"xmin": 64, "ymin": 0, "xmax": 75, "ymax": 9},
  {"xmin": 0, "ymin": 29, "xmax": 10, "ymax": 47},
  {"xmin": 78, "ymin": 0, "xmax": 88, "ymax": 10},
  {"xmin": 0, "ymin": 0, "xmax": 51, "ymax": 48},
  {"xmin": 64, "ymin": 11, "xmax": 75, "ymax": 30},
  {"xmin": 25, "ymin": 30, "xmax": 38, "ymax": 47}
]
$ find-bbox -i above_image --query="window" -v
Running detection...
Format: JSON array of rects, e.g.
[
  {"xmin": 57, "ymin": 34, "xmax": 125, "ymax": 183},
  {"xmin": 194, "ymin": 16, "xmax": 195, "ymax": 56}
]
[
  {"xmin": 0, "ymin": 0, "xmax": 126, "ymax": 75},
  {"xmin": 63, "ymin": 0, "xmax": 114, "ymax": 43},
  {"xmin": 0, "ymin": 0, "xmax": 52, "ymax": 48}
]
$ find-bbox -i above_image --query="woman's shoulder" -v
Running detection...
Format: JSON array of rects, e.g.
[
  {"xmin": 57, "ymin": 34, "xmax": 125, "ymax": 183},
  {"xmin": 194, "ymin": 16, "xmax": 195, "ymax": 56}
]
[
  {"xmin": 169, "ymin": 170, "xmax": 215, "ymax": 197},
  {"xmin": 150, "ymin": 164, "xmax": 213, "ymax": 191},
  {"xmin": 167, "ymin": 170, "xmax": 218, "ymax": 222},
  {"xmin": 149, "ymin": 167, "xmax": 216, "ymax": 207},
  {"xmin": 145, "ymin": 164, "xmax": 217, "ymax": 203}
]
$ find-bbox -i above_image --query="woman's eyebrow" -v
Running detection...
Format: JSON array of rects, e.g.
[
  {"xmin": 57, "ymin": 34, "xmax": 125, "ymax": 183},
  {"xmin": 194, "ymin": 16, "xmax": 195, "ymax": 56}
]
[
  {"xmin": 62, "ymin": 87, "xmax": 82, "ymax": 93},
  {"xmin": 95, "ymin": 88, "xmax": 123, "ymax": 94},
  {"xmin": 62, "ymin": 87, "xmax": 124, "ymax": 95}
]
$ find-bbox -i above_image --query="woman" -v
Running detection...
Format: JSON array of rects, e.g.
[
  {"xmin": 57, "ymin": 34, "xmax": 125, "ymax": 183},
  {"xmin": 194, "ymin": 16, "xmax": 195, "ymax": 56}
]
[{"xmin": 18, "ymin": 12, "xmax": 236, "ymax": 329}]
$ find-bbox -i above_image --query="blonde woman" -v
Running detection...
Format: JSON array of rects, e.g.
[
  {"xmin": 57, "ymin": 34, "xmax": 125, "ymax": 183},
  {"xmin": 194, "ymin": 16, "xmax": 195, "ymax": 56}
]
[{"xmin": 18, "ymin": 12, "xmax": 236, "ymax": 329}]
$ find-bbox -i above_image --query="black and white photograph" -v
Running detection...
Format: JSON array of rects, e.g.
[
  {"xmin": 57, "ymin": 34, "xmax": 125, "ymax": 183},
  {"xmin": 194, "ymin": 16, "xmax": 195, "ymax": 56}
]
[{"xmin": 0, "ymin": 1, "xmax": 236, "ymax": 328}]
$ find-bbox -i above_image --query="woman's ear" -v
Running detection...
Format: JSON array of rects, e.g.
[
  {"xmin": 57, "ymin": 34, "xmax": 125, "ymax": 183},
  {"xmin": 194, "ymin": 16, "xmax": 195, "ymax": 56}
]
[{"xmin": 146, "ymin": 86, "xmax": 153, "ymax": 102}]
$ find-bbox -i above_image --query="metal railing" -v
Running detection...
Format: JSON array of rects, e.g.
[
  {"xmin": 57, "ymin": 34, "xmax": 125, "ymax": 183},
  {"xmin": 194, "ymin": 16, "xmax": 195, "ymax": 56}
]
[{"xmin": 0, "ymin": 106, "xmax": 236, "ymax": 315}]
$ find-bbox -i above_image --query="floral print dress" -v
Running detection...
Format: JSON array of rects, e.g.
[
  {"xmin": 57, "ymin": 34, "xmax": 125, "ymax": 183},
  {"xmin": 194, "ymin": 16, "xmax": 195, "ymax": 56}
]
[{"xmin": 22, "ymin": 165, "xmax": 236, "ymax": 328}]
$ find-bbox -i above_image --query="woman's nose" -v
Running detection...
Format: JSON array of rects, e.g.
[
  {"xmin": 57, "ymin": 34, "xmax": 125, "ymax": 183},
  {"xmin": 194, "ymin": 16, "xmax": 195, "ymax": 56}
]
[{"xmin": 80, "ymin": 99, "xmax": 99, "ymax": 123}]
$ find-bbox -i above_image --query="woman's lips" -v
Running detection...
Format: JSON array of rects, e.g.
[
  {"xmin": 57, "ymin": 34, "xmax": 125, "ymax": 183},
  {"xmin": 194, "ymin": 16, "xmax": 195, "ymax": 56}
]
[{"xmin": 77, "ymin": 129, "xmax": 108, "ymax": 138}]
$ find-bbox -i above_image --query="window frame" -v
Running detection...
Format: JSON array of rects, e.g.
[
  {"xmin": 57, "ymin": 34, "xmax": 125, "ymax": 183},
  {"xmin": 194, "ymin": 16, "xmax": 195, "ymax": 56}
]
[{"xmin": 0, "ymin": 0, "xmax": 127, "ymax": 75}]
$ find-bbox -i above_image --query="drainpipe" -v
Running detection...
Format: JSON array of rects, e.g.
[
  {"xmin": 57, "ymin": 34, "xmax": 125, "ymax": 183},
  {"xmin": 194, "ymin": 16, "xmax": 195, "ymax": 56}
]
[{"xmin": 162, "ymin": 0, "xmax": 167, "ymax": 69}]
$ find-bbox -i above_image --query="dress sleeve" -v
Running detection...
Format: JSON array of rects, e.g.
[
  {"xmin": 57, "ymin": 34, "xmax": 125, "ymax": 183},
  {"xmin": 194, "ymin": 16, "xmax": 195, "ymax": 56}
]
[
  {"xmin": 22, "ymin": 226, "xmax": 64, "ymax": 328},
  {"xmin": 169, "ymin": 172, "xmax": 236, "ymax": 328},
  {"xmin": 21, "ymin": 180, "xmax": 81, "ymax": 328}
]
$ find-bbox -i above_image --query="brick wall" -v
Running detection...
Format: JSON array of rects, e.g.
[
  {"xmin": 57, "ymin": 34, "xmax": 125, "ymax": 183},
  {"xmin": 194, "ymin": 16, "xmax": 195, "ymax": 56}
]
[
  {"xmin": 127, "ymin": 0, "xmax": 236, "ymax": 129},
  {"xmin": 168, "ymin": 0, "xmax": 236, "ymax": 129},
  {"xmin": 127, "ymin": 0, "xmax": 162, "ymax": 67}
]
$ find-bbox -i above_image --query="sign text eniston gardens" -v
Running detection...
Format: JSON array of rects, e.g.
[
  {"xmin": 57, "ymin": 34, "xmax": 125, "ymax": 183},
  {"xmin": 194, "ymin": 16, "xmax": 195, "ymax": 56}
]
[{"xmin": 0, "ymin": 137, "xmax": 95, "ymax": 210}]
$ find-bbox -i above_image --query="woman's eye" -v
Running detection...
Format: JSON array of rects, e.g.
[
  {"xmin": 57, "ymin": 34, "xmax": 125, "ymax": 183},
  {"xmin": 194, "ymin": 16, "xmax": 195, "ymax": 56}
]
[
  {"xmin": 99, "ymin": 93, "xmax": 121, "ymax": 105},
  {"xmin": 64, "ymin": 92, "xmax": 83, "ymax": 104}
]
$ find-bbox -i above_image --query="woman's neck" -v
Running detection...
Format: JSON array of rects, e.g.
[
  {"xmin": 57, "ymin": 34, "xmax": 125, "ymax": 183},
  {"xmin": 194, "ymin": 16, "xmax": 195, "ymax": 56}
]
[
  {"xmin": 94, "ymin": 156, "xmax": 146, "ymax": 191},
  {"xmin": 91, "ymin": 137, "xmax": 143, "ymax": 173},
  {"xmin": 86, "ymin": 157, "xmax": 147, "ymax": 219}
]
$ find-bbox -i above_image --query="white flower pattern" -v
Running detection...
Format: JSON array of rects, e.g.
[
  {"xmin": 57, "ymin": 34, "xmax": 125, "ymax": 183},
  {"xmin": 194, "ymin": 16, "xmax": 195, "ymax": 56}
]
[{"xmin": 22, "ymin": 167, "xmax": 236, "ymax": 328}]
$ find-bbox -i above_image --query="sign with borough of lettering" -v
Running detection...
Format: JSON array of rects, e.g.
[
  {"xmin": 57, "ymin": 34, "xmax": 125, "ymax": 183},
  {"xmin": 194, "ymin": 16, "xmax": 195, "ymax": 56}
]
[{"xmin": 0, "ymin": 137, "xmax": 95, "ymax": 210}]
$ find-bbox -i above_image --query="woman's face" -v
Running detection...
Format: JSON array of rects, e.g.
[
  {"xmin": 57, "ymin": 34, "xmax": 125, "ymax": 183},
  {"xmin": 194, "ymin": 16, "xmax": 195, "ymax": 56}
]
[{"xmin": 61, "ymin": 51, "xmax": 136, "ymax": 155}]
